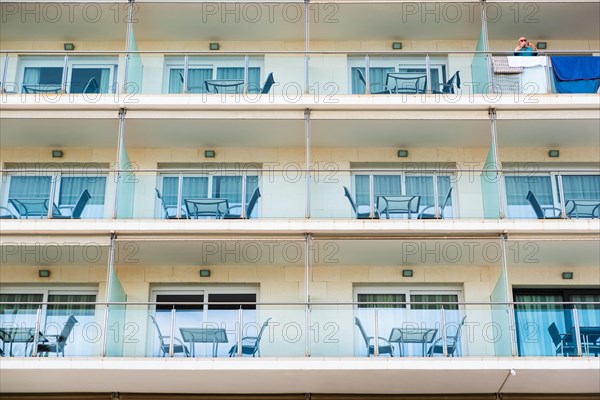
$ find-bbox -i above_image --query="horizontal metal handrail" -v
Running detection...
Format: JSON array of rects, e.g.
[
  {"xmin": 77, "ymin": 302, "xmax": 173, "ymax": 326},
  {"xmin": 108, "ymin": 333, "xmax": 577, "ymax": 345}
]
[
  {"xmin": 2, "ymin": 50, "xmax": 598, "ymax": 56},
  {"xmin": 1, "ymin": 301, "xmax": 599, "ymax": 306},
  {"xmin": 2, "ymin": 168, "xmax": 599, "ymax": 174}
]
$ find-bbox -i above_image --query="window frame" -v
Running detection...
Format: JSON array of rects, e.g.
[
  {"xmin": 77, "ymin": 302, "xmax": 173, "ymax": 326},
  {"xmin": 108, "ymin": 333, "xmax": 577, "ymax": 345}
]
[
  {"xmin": 17, "ymin": 56, "xmax": 118, "ymax": 94},
  {"xmin": 503, "ymin": 170, "xmax": 600, "ymax": 218},
  {"xmin": 348, "ymin": 56, "xmax": 448, "ymax": 94},
  {"xmin": 163, "ymin": 56, "xmax": 264, "ymax": 94},
  {"xmin": 4, "ymin": 170, "xmax": 109, "ymax": 219}
]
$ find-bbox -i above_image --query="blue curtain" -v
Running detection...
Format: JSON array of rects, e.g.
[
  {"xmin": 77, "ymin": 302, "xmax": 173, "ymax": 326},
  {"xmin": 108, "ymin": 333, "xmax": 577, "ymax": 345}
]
[
  {"xmin": 355, "ymin": 175, "xmax": 402, "ymax": 205},
  {"xmin": 351, "ymin": 67, "xmax": 394, "ymax": 94},
  {"xmin": 560, "ymin": 175, "xmax": 600, "ymax": 200},
  {"xmin": 217, "ymin": 67, "xmax": 260, "ymax": 92},
  {"xmin": 505, "ymin": 176, "xmax": 553, "ymax": 218},
  {"xmin": 8, "ymin": 176, "xmax": 52, "ymax": 201},
  {"xmin": 169, "ymin": 68, "xmax": 213, "ymax": 94},
  {"xmin": 514, "ymin": 294, "xmax": 565, "ymax": 356},
  {"xmin": 59, "ymin": 177, "xmax": 106, "ymax": 206},
  {"xmin": 162, "ymin": 177, "xmax": 209, "ymax": 207}
]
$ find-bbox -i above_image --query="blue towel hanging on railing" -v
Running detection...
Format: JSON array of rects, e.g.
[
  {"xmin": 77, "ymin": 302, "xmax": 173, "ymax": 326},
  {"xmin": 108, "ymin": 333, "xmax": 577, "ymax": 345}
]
[{"xmin": 550, "ymin": 56, "xmax": 600, "ymax": 93}]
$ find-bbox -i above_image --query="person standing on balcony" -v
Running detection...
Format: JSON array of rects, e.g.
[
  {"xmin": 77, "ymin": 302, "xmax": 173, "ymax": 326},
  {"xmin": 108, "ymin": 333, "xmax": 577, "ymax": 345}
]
[{"xmin": 514, "ymin": 37, "xmax": 538, "ymax": 56}]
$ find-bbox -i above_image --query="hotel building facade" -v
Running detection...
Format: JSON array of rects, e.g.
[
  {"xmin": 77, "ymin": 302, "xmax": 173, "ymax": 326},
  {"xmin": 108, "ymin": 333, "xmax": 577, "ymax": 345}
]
[{"xmin": 1, "ymin": 0, "xmax": 599, "ymax": 399}]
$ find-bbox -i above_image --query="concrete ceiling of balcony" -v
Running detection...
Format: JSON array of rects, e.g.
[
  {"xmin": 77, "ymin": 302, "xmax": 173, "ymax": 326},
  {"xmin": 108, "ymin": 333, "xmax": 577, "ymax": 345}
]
[
  {"xmin": 2, "ymin": 2, "xmax": 597, "ymax": 44},
  {"xmin": 0, "ymin": 118, "xmax": 120, "ymax": 148},
  {"xmin": 106, "ymin": 238, "xmax": 600, "ymax": 269},
  {"xmin": 2, "ymin": 117, "xmax": 597, "ymax": 149}
]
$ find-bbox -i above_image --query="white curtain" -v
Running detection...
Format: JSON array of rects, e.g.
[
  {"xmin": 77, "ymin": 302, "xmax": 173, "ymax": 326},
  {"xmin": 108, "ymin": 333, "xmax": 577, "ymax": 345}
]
[{"xmin": 58, "ymin": 176, "xmax": 107, "ymax": 218}]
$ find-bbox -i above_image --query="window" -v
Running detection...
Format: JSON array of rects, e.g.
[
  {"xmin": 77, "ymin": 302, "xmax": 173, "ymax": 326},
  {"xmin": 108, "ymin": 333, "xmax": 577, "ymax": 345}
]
[
  {"xmin": 504, "ymin": 173, "xmax": 600, "ymax": 218},
  {"xmin": 151, "ymin": 288, "xmax": 257, "ymax": 357},
  {"xmin": 6, "ymin": 172, "xmax": 107, "ymax": 218},
  {"xmin": 354, "ymin": 287, "xmax": 462, "ymax": 356},
  {"xmin": 514, "ymin": 289, "xmax": 600, "ymax": 356},
  {"xmin": 354, "ymin": 173, "xmax": 453, "ymax": 218},
  {"xmin": 0, "ymin": 289, "xmax": 98, "ymax": 356},
  {"xmin": 160, "ymin": 174, "xmax": 259, "ymax": 218},
  {"xmin": 349, "ymin": 57, "xmax": 447, "ymax": 94},
  {"xmin": 165, "ymin": 56, "xmax": 263, "ymax": 94},
  {"xmin": 18, "ymin": 56, "xmax": 118, "ymax": 94}
]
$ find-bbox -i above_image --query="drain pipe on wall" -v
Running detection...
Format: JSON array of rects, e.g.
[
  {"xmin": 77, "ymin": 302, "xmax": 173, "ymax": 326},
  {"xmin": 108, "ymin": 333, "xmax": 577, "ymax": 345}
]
[{"xmin": 496, "ymin": 368, "xmax": 517, "ymax": 400}]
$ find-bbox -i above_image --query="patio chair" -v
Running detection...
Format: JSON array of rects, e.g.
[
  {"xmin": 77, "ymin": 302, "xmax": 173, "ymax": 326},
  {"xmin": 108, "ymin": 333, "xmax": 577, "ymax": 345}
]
[
  {"xmin": 148, "ymin": 315, "xmax": 190, "ymax": 357},
  {"xmin": 228, "ymin": 317, "xmax": 272, "ymax": 357},
  {"xmin": 261, "ymin": 73, "xmax": 275, "ymax": 94},
  {"xmin": 427, "ymin": 316, "xmax": 467, "ymax": 357},
  {"xmin": 83, "ymin": 77, "xmax": 99, "ymax": 94},
  {"xmin": 418, "ymin": 187, "xmax": 453, "ymax": 219},
  {"xmin": 354, "ymin": 317, "xmax": 394, "ymax": 357},
  {"xmin": 548, "ymin": 322, "xmax": 577, "ymax": 356},
  {"xmin": 0, "ymin": 206, "xmax": 18, "ymax": 219},
  {"xmin": 156, "ymin": 189, "xmax": 188, "ymax": 219},
  {"xmin": 344, "ymin": 186, "xmax": 379, "ymax": 219},
  {"xmin": 223, "ymin": 187, "xmax": 261, "ymax": 219},
  {"xmin": 433, "ymin": 71, "xmax": 461, "ymax": 94},
  {"xmin": 36, "ymin": 315, "xmax": 78, "ymax": 357},
  {"xmin": 526, "ymin": 191, "xmax": 562, "ymax": 219},
  {"xmin": 356, "ymin": 69, "xmax": 390, "ymax": 94},
  {"xmin": 52, "ymin": 189, "xmax": 91, "ymax": 219}
]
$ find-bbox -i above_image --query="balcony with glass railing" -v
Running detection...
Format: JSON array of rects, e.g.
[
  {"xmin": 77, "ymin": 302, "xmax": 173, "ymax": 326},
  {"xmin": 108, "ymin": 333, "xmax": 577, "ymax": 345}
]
[
  {"xmin": 2, "ymin": 49, "xmax": 598, "ymax": 98},
  {"xmin": 0, "ymin": 300, "xmax": 598, "ymax": 358},
  {"xmin": 2, "ymin": 165, "xmax": 599, "ymax": 220}
]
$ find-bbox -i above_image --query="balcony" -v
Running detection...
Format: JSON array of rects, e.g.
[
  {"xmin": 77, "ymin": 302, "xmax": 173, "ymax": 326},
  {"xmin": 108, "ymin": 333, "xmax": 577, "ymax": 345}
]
[
  {"xmin": 2, "ymin": 50, "xmax": 599, "ymax": 99},
  {"xmin": 1, "ymin": 298, "xmax": 598, "ymax": 359}
]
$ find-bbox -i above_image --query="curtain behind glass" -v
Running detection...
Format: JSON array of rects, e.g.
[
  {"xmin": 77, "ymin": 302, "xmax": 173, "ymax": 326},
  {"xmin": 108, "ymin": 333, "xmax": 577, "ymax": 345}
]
[
  {"xmin": 355, "ymin": 175, "xmax": 402, "ymax": 205},
  {"xmin": 217, "ymin": 67, "xmax": 260, "ymax": 91},
  {"xmin": 47, "ymin": 294, "xmax": 96, "ymax": 317},
  {"xmin": 357, "ymin": 293, "xmax": 406, "ymax": 309},
  {"xmin": 351, "ymin": 67, "xmax": 394, "ymax": 94},
  {"xmin": 410, "ymin": 294, "xmax": 458, "ymax": 310},
  {"xmin": 514, "ymin": 294, "xmax": 565, "ymax": 356},
  {"xmin": 168, "ymin": 68, "xmax": 184, "ymax": 93},
  {"xmin": 162, "ymin": 176, "xmax": 209, "ymax": 207},
  {"xmin": 561, "ymin": 175, "xmax": 600, "ymax": 200},
  {"xmin": 59, "ymin": 177, "xmax": 106, "ymax": 206},
  {"xmin": 8, "ymin": 176, "xmax": 51, "ymax": 201},
  {"xmin": 571, "ymin": 294, "xmax": 600, "ymax": 327},
  {"xmin": 505, "ymin": 175, "xmax": 552, "ymax": 218},
  {"xmin": 406, "ymin": 176, "xmax": 433, "ymax": 209},
  {"xmin": 212, "ymin": 176, "xmax": 259, "ymax": 203}
]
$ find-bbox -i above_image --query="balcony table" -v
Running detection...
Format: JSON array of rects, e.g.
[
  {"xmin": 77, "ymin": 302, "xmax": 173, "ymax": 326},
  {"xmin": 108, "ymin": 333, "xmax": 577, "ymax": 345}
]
[
  {"xmin": 204, "ymin": 79, "xmax": 244, "ymax": 94},
  {"xmin": 376, "ymin": 195, "xmax": 421, "ymax": 219},
  {"xmin": 22, "ymin": 85, "xmax": 62, "ymax": 94},
  {"xmin": 0, "ymin": 326, "xmax": 47, "ymax": 357},
  {"xmin": 388, "ymin": 327, "xmax": 438, "ymax": 357},
  {"xmin": 565, "ymin": 199, "xmax": 600, "ymax": 219},
  {"xmin": 184, "ymin": 198, "xmax": 229, "ymax": 219},
  {"xmin": 179, "ymin": 327, "xmax": 228, "ymax": 357},
  {"xmin": 385, "ymin": 73, "xmax": 427, "ymax": 94},
  {"xmin": 563, "ymin": 326, "xmax": 600, "ymax": 356}
]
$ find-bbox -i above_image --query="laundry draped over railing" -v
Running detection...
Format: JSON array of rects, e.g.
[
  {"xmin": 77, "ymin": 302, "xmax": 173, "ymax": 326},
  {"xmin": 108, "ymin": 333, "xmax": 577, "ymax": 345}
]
[{"xmin": 551, "ymin": 56, "xmax": 600, "ymax": 93}]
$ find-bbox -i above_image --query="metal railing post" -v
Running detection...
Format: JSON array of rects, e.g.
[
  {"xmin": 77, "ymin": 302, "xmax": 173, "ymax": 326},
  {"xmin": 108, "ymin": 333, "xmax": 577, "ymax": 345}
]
[
  {"xmin": 425, "ymin": 54, "xmax": 432, "ymax": 93},
  {"xmin": 432, "ymin": 174, "xmax": 440, "ymax": 218},
  {"xmin": 47, "ymin": 175, "xmax": 57, "ymax": 219},
  {"xmin": 369, "ymin": 174, "xmax": 375, "ymax": 219},
  {"xmin": 241, "ymin": 173, "xmax": 247, "ymax": 219},
  {"xmin": 176, "ymin": 173, "xmax": 183, "ymax": 219},
  {"xmin": 573, "ymin": 307, "xmax": 583, "ymax": 357},
  {"xmin": 373, "ymin": 308, "xmax": 379, "ymax": 357},
  {"xmin": 556, "ymin": 174, "xmax": 567, "ymax": 218},
  {"xmin": 31, "ymin": 306, "xmax": 42, "ymax": 357},
  {"xmin": 365, "ymin": 55, "xmax": 371, "ymax": 94},
  {"xmin": 243, "ymin": 55, "xmax": 249, "ymax": 94},
  {"xmin": 61, "ymin": 55, "xmax": 69, "ymax": 93},
  {"xmin": 169, "ymin": 307, "xmax": 176, "ymax": 357},
  {"xmin": 183, "ymin": 55, "xmax": 189, "ymax": 94},
  {"xmin": 441, "ymin": 306, "xmax": 448, "ymax": 357},
  {"xmin": 237, "ymin": 307, "xmax": 243, "ymax": 357}
]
